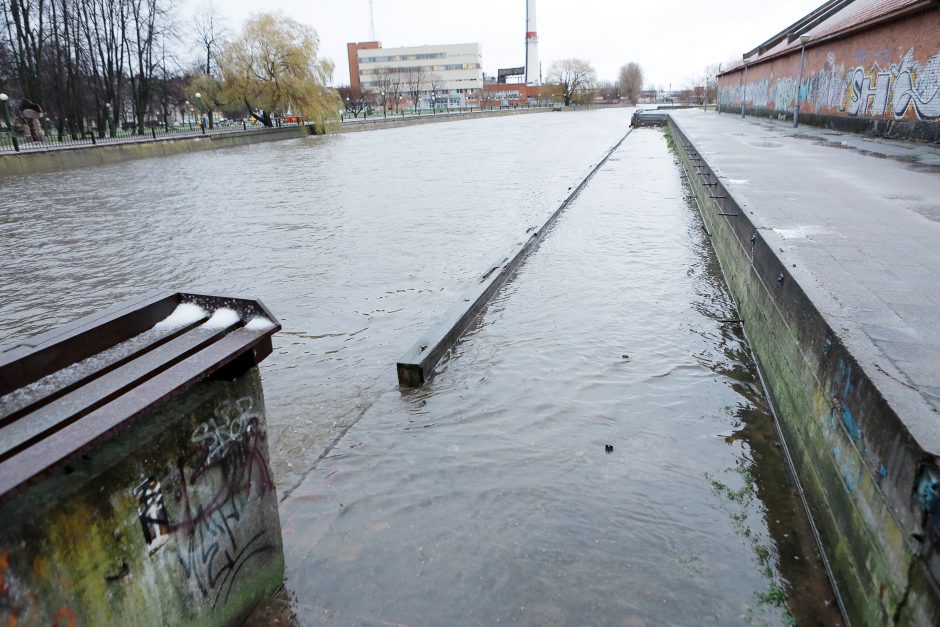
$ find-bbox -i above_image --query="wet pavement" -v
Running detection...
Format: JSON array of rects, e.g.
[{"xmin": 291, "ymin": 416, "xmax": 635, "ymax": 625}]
[
  {"xmin": 270, "ymin": 129, "xmax": 842, "ymax": 625},
  {"xmin": 670, "ymin": 109, "xmax": 940, "ymax": 452}
]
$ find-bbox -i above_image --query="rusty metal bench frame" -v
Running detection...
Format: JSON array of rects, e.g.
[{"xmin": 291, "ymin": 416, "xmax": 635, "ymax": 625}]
[{"xmin": 0, "ymin": 291, "xmax": 280, "ymax": 500}]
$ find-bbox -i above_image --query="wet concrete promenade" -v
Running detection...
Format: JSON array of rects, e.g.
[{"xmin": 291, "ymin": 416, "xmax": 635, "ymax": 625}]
[
  {"xmin": 672, "ymin": 109, "xmax": 940, "ymax": 430},
  {"xmin": 262, "ymin": 129, "xmax": 841, "ymax": 626}
]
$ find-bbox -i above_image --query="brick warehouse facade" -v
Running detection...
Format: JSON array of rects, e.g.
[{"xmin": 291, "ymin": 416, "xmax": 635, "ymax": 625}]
[{"xmin": 718, "ymin": 0, "xmax": 940, "ymax": 142}]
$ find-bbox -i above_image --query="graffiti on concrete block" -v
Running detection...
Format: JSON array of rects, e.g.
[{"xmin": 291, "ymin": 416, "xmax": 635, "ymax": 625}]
[
  {"xmin": 190, "ymin": 396, "xmax": 263, "ymax": 466},
  {"xmin": 134, "ymin": 478, "xmax": 171, "ymax": 549},
  {"xmin": 173, "ymin": 396, "xmax": 275, "ymax": 609}
]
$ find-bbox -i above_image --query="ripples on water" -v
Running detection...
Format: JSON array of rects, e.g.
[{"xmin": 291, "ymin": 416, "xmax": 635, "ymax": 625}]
[
  {"xmin": 1, "ymin": 112, "xmax": 841, "ymax": 625},
  {"xmin": 0, "ymin": 110, "xmax": 629, "ymax": 489},
  {"xmin": 274, "ymin": 129, "xmax": 842, "ymax": 625}
]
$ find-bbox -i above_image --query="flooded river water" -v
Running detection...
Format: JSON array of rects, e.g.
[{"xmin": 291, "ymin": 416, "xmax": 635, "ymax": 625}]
[{"xmin": 0, "ymin": 109, "xmax": 841, "ymax": 624}]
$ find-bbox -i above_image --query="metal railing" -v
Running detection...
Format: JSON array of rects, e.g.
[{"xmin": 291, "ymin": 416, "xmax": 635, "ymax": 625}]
[{"xmin": 0, "ymin": 119, "xmax": 311, "ymax": 154}]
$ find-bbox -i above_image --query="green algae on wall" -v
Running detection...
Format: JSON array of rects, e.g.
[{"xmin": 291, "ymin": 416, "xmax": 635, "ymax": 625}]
[{"xmin": 0, "ymin": 367, "xmax": 284, "ymax": 626}]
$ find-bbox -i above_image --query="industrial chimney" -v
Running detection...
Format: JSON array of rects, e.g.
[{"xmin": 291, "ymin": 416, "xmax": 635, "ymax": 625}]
[{"xmin": 525, "ymin": 0, "xmax": 540, "ymax": 85}]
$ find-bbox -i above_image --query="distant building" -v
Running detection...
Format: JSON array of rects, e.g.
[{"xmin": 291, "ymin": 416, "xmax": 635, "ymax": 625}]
[{"xmin": 346, "ymin": 42, "xmax": 484, "ymax": 108}]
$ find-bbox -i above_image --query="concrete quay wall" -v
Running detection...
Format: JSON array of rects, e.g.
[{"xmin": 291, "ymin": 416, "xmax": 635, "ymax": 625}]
[
  {"xmin": 668, "ymin": 117, "xmax": 940, "ymax": 625},
  {"xmin": 338, "ymin": 106, "xmax": 555, "ymax": 133},
  {"xmin": 0, "ymin": 109, "xmax": 558, "ymax": 178},
  {"xmin": 0, "ymin": 125, "xmax": 314, "ymax": 179}
]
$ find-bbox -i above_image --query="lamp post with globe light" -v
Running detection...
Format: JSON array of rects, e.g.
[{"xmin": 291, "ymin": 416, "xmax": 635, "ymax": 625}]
[
  {"xmin": 195, "ymin": 92, "xmax": 205, "ymax": 133},
  {"xmin": 0, "ymin": 93, "xmax": 11, "ymax": 130}
]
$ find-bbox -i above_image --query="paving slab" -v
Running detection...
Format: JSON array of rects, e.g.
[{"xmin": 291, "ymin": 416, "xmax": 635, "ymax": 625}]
[{"xmin": 670, "ymin": 108, "xmax": 940, "ymax": 452}]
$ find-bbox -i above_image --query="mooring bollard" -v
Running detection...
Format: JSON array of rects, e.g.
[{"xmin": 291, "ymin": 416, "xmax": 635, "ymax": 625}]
[{"xmin": 0, "ymin": 291, "xmax": 284, "ymax": 626}]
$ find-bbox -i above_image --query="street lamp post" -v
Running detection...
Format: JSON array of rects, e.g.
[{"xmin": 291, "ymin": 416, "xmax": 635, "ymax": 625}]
[
  {"xmin": 793, "ymin": 34, "xmax": 812, "ymax": 128},
  {"xmin": 741, "ymin": 59, "xmax": 748, "ymax": 119},
  {"xmin": 195, "ymin": 92, "xmax": 205, "ymax": 133},
  {"xmin": 717, "ymin": 64, "xmax": 722, "ymax": 114},
  {"xmin": 0, "ymin": 93, "xmax": 11, "ymax": 131},
  {"xmin": 106, "ymin": 101, "xmax": 115, "ymax": 137}
]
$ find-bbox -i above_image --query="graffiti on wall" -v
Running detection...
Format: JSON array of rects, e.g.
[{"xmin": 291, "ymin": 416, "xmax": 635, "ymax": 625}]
[
  {"xmin": 128, "ymin": 395, "xmax": 277, "ymax": 610},
  {"xmin": 720, "ymin": 47, "xmax": 940, "ymax": 121},
  {"xmin": 172, "ymin": 396, "xmax": 275, "ymax": 609},
  {"xmin": 135, "ymin": 478, "xmax": 172, "ymax": 549}
]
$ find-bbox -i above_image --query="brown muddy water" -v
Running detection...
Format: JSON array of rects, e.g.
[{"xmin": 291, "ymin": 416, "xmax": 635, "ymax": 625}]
[{"xmin": 0, "ymin": 110, "xmax": 842, "ymax": 624}]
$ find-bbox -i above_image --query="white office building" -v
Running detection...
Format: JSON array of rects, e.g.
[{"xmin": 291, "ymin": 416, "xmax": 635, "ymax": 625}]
[{"xmin": 353, "ymin": 43, "xmax": 484, "ymax": 108}]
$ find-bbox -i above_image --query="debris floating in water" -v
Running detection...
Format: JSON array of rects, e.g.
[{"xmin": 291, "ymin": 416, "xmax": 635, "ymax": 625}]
[
  {"xmin": 202, "ymin": 308, "xmax": 241, "ymax": 330},
  {"xmin": 153, "ymin": 303, "xmax": 207, "ymax": 332}
]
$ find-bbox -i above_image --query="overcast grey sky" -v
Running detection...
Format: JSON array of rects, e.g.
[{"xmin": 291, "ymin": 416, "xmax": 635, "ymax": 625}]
[{"xmin": 181, "ymin": 0, "xmax": 824, "ymax": 88}]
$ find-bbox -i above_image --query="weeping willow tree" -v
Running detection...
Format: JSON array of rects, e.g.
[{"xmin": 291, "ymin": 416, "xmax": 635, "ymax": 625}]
[{"xmin": 219, "ymin": 12, "xmax": 339, "ymax": 130}]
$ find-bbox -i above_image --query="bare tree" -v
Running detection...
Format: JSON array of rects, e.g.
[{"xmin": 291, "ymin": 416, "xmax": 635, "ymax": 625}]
[
  {"xmin": 388, "ymin": 71, "xmax": 403, "ymax": 111},
  {"xmin": 427, "ymin": 73, "xmax": 443, "ymax": 110},
  {"xmin": 618, "ymin": 62, "xmax": 643, "ymax": 105},
  {"xmin": 337, "ymin": 84, "xmax": 368, "ymax": 118},
  {"xmin": 191, "ymin": 1, "xmax": 225, "ymax": 128},
  {"xmin": 477, "ymin": 87, "xmax": 496, "ymax": 109},
  {"xmin": 79, "ymin": 0, "xmax": 130, "ymax": 137},
  {"xmin": 192, "ymin": 1, "xmax": 224, "ymax": 77},
  {"xmin": 1, "ymin": 0, "xmax": 46, "ymax": 103},
  {"xmin": 45, "ymin": 0, "xmax": 85, "ymax": 137},
  {"xmin": 403, "ymin": 66, "xmax": 425, "ymax": 111},
  {"xmin": 126, "ymin": 0, "xmax": 168, "ymax": 134},
  {"xmin": 597, "ymin": 80, "xmax": 619, "ymax": 103},
  {"xmin": 371, "ymin": 67, "xmax": 396, "ymax": 110},
  {"xmin": 546, "ymin": 58, "xmax": 596, "ymax": 107},
  {"xmin": 703, "ymin": 63, "xmax": 720, "ymax": 106}
]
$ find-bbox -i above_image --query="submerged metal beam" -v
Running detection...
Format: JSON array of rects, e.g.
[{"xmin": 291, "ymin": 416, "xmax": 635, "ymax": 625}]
[{"xmin": 397, "ymin": 128, "xmax": 634, "ymax": 387}]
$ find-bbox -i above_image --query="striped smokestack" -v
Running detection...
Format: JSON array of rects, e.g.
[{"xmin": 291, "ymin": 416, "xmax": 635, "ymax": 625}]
[{"xmin": 525, "ymin": 0, "xmax": 540, "ymax": 85}]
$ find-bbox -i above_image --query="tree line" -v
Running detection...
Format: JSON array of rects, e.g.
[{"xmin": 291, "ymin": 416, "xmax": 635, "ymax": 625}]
[
  {"xmin": 0, "ymin": 0, "xmax": 338, "ymax": 139},
  {"xmin": 545, "ymin": 59, "xmax": 644, "ymax": 107}
]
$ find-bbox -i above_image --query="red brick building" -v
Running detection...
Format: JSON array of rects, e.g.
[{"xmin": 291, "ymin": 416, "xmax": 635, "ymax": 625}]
[{"xmin": 718, "ymin": 0, "xmax": 940, "ymax": 141}]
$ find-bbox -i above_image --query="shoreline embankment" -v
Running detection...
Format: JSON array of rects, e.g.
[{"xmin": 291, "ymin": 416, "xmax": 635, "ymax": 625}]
[{"xmin": 0, "ymin": 107, "xmax": 575, "ymax": 178}]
